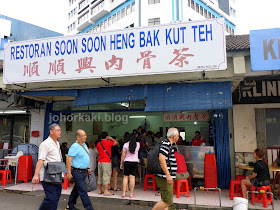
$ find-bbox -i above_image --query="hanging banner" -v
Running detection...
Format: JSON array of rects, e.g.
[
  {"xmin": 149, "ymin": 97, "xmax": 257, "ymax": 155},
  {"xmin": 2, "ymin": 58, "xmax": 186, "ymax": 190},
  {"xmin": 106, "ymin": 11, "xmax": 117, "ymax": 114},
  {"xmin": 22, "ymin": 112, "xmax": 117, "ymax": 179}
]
[{"xmin": 3, "ymin": 18, "xmax": 226, "ymax": 84}]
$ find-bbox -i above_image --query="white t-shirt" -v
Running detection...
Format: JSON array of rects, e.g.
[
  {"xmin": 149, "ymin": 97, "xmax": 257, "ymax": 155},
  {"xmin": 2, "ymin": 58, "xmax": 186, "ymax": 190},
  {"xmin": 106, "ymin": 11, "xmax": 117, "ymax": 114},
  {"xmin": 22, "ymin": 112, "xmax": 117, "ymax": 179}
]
[{"xmin": 38, "ymin": 137, "xmax": 62, "ymax": 181}]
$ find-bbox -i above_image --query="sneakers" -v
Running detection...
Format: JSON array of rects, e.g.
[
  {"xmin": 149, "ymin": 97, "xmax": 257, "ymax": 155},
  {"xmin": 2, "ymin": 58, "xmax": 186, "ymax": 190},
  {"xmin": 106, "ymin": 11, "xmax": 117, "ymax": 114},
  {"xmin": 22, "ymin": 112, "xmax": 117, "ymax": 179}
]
[{"xmin": 65, "ymin": 205, "xmax": 79, "ymax": 210}]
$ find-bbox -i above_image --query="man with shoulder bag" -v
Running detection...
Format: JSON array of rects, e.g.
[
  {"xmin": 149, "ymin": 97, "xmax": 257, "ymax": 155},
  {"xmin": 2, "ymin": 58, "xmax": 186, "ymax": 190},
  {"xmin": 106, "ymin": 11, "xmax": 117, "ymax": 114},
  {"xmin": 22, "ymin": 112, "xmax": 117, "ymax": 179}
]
[
  {"xmin": 32, "ymin": 124, "xmax": 65, "ymax": 210},
  {"xmin": 66, "ymin": 129, "xmax": 94, "ymax": 210}
]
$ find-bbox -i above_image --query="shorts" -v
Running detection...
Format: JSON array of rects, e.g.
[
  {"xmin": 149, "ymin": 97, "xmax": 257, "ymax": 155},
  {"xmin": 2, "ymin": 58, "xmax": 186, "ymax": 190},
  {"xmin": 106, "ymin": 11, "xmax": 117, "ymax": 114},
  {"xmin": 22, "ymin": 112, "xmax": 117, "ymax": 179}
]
[
  {"xmin": 155, "ymin": 176, "xmax": 174, "ymax": 205},
  {"xmin": 97, "ymin": 162, "xmax": 112, "ymax": 185},
  {"xmin": 250, "ymin": 178, "xmax": 270, "ymax": 187},
  {"xmin": 175, "ymin": 172, "xmax": 189, "ymax": 180},
  {"xmin": 111, "ymin": 156, "xmax": 120, "ymax": 172},
  {"xmin": 124, "ymin": 161, "xmax": 138, "ymax": 176}
]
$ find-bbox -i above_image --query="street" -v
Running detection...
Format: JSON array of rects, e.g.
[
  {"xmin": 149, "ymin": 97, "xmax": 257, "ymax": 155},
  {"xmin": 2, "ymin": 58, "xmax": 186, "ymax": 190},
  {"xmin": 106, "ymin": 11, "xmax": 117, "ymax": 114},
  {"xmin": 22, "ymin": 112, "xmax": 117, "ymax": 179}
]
[{"xmin": 0, "ymin": 190, "xmax": 151, "ymax": 210}]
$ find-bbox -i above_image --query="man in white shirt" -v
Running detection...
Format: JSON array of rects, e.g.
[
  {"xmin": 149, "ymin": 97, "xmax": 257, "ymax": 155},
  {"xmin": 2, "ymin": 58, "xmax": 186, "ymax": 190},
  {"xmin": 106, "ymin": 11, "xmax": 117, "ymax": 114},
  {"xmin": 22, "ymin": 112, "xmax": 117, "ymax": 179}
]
[{"xmin": 32, "ymin": 124, "xmax": 63, "ymax": 210}]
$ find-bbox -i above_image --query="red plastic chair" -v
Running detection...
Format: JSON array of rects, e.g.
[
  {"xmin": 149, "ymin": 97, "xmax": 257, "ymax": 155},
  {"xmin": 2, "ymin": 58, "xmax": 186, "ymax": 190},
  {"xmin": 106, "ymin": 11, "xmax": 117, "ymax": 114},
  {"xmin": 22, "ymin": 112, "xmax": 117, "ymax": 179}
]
[
  {"xmin": 251, "ymin": 185, "xmax": 273, "ymax": 208},
  {"xmin": 144, "ymin": 174, "xmax": 156, "ymax": 191},
  {"xmin": 0, "ymin": 170, "xmax": 12, "ymax": 186},
  {"xmin": 173, "ymin": 179, "xmax": 190, "ymax": 198}
]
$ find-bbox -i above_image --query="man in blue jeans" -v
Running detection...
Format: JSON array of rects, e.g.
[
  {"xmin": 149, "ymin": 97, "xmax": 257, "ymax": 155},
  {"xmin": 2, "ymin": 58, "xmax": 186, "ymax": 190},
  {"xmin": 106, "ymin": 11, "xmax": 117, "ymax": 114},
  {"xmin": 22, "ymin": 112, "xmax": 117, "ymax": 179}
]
[
  {"xmin": 66, "ymin": 129, "xmax": 94, "ymax": 210},
  {"xmin": 32, "ymin": 123, "xmax": 63, "ymax": 210}
]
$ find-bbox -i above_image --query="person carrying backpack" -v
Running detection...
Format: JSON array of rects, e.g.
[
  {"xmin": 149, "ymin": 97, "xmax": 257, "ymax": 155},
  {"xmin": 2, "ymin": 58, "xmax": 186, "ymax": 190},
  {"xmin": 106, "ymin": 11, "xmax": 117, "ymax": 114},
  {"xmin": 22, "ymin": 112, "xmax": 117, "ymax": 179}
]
[{"xmin": 152, "ymin": 128, "xmax": 179, "ymax": 210}]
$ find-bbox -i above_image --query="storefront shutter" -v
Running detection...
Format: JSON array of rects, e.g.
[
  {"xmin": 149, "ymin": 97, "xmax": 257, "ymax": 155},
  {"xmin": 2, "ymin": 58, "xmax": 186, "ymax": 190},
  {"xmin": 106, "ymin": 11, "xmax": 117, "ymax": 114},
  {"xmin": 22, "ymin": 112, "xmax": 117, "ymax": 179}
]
[
  {"xmin": 145, "ymin": 82, "xmax": 232, "ymax": 112},
  {"xmin": 73, "ymin": 85, "xmax": 145, "ymax": 107}
]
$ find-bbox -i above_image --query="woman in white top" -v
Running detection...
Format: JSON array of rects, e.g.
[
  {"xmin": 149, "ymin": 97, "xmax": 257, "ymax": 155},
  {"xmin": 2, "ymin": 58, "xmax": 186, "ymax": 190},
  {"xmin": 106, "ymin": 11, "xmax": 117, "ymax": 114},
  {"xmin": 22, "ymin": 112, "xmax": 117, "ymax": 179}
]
[{"xmin": 120, "ymin": 134, "xmax": 140, "ymax": 198}]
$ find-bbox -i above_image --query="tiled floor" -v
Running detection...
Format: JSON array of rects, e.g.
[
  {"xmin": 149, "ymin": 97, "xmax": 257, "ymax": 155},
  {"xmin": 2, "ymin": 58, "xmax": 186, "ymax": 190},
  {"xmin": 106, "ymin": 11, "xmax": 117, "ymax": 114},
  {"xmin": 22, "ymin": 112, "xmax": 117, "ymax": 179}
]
[{"xmin": 3, "ymin": 181, "xmax": 279, "ymax": 209}]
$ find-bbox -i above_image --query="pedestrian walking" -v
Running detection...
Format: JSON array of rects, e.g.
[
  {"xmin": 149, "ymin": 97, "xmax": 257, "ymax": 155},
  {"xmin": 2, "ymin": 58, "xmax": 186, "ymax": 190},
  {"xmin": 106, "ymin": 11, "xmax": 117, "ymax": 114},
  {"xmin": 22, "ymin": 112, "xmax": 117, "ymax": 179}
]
[
  {"xmin": 152, "ymin": 128, "xmax": 179, "ymax": 210},
  {"xmin": 32, "ymin": 123, "xmax": 64, "ymax": 210},
  {"xmin": 65, "ymin": 129, "xmax": 94, "ymax": 210}
]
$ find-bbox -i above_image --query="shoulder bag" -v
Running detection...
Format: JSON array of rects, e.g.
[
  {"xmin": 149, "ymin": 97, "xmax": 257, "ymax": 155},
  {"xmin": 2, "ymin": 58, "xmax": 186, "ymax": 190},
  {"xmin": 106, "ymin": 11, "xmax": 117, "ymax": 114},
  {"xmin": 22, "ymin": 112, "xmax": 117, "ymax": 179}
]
[
  {"xmin": 78, "ymin": 143, "xmax": 97, "ymax": 192},
  {"xmin": 44, "ymin": 143, "xmax": 66, "ymax": 184}
]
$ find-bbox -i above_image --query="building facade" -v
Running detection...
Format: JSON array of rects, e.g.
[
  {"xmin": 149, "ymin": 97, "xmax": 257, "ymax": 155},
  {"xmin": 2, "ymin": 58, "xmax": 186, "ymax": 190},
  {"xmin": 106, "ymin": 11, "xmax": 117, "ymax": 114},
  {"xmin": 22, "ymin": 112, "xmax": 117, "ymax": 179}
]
[
  {"xmin": 0, "ymin": 15, "xmax": 63, "ymax": 149},
  {"xmin": 67, "ymin": 0, "xmax": 236, "ymax": 35}
]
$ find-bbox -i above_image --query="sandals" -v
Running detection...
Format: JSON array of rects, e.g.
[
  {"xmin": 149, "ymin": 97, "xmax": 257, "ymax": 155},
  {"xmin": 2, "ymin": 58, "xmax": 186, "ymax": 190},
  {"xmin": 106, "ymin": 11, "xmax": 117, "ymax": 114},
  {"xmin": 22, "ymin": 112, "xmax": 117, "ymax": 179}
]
[{"xmin": 114, "ymin": 188, "xmax": 121, "ymax": 191}]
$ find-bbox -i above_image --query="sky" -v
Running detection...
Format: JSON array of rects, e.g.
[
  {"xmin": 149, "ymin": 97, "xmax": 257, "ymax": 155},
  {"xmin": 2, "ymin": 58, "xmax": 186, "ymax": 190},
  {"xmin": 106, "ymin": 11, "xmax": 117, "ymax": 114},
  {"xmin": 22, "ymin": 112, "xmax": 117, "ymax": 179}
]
[{"xmin": 0, "ymin": 0, "xmax": 279, "ymax": 35}]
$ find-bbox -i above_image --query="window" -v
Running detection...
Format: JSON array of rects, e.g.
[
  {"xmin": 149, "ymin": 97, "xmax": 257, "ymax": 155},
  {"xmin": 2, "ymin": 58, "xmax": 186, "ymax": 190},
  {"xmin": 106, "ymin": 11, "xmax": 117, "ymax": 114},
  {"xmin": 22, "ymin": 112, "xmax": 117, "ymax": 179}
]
[
  {"xmin": 73, "ymin": 22, "xmax": 76, "ymax": 29},
  {"xmin": 68, "ymin": 26, "xmax": 70, "ymax": 33},
  {"xmin": 92, "ymin": 0, "xmax": 104, "ymax": 14},
  {"xmin": 78, "ymin": 11, "xmax": 89, "ymax": 24},
  {"xmin": 108, "ymin": 17, "xmax": 111, "ymax": 26},
  {"xmin": 131, "ymin": 2, "xmax": 135, "ymax": 12},
  {"xmin": 100, "ymin": 22, "xmax": 103, "ymax": 31},
  {"xmin": 68, "ymin": 13, "xmax": 70, "ymax": 20},
  {"xmin": 212, "ymin": 14, "xmax": 215, "ymax": 19},
  {"xmin": 196, "ymin": 3, "xmax": 199, "ymax": 13},
  {"xmin": 188, "ymin": 0, "xmax": 191, "ymax": 7},
  {"xmin": 104, "ymin": 20, "xmax": 107, "ymax": 28},
  {"xmin": 204, "ymin": 9, "xmax": 207, "ymax": 18},
  {"xmin": 69, "ymin": 0, "xmax": 71, "ymax": 6},
  {"xmin": 200, "ymin": 6, "xmax": 203, "ymax": 16},
  {"xmin": 148, "ymin": 18, "xmax": 160, "ymax": 26},
  {"xmin": 112, "ymin": 14, "xmax": 116, "ymax": 23},
  {"xmin": 121, "ymin": 8, "xmax": 125, "ymax": 18},
  {"xmin": 148, "ymin": 0, "xmax": 160, "ymax": 4},
  {"xmin": 191, "ymin": 0, "xmax": 195, "ymax": 9},
  {"xmin": 117, "ymin": 11, "xmax": 121, "ymax": 21},
  {"xmin": 126, "ymin": 5, "xmax": 131, "ymax": 15},
  {"xmin": 207, "ymin": 11, "xmax": 211, "ymax": 19}
]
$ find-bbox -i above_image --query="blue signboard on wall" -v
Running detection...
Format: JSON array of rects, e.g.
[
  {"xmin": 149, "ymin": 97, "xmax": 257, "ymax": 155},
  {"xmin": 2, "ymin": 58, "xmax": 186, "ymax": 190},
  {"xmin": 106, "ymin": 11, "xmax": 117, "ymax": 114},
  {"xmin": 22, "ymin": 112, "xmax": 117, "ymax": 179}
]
[{"xmin": 250, "ymin": 28, "xmax": 280, "ymax": 71}]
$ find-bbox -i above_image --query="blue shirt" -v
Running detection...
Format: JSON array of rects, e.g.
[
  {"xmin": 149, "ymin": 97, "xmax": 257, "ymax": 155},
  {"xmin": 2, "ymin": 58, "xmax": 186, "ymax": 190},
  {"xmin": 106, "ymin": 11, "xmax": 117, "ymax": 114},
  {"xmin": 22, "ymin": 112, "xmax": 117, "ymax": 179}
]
[{"xmin": 68, "ymin": 142, "xmax": 90, "ymax": 169}]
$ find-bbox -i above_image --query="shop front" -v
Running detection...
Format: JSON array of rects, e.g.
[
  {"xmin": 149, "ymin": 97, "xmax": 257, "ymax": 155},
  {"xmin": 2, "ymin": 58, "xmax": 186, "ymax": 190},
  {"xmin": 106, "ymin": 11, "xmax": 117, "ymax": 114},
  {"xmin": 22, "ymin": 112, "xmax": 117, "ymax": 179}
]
[
  {"xmin": 232, "ymin": 27, "xmax": 280, "ymax": 179},
  {"xmin": 3, "ymin": 18, "xmax": 234, "ymax": 188}
]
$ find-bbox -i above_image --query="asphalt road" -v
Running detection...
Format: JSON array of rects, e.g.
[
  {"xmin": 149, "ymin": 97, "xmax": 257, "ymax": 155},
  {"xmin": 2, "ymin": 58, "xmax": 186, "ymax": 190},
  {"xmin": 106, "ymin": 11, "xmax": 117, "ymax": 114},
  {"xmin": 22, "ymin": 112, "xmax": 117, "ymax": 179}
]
[{"xmin": 0, "ymin": 190, "xmax": 152, "ymax": 210}]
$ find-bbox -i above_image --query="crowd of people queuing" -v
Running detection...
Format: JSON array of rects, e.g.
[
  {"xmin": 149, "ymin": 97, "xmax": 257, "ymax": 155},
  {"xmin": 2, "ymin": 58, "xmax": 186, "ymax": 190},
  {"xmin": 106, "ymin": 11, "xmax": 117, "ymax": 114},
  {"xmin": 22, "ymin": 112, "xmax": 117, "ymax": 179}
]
[{"xmin": 31, "ymin": 123, "xmax": 280, "ymax": 210}]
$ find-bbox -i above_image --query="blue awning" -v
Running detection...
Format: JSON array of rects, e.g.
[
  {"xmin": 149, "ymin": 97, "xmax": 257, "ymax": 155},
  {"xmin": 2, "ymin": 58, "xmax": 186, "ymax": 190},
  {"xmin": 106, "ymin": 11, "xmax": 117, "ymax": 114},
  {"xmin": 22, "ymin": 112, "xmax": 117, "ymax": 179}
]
[
  {"xmin": 145, "ymin": 82, "xmax": 232, "ymax": 112},
  {"xmin": 73, "ymin": 85, "xmax": 146, "ymax": 107}
]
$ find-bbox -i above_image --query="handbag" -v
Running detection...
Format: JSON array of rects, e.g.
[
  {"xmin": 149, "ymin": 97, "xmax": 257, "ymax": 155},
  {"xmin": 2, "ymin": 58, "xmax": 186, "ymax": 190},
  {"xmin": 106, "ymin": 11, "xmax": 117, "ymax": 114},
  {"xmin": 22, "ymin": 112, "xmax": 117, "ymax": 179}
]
[
  {"xmin": 84, "ymin": 173, "xmax": 97, "ymax": 192},
  {"xmin": 44, "ymin": 161, "xmax": 66, "ymax": 184}
]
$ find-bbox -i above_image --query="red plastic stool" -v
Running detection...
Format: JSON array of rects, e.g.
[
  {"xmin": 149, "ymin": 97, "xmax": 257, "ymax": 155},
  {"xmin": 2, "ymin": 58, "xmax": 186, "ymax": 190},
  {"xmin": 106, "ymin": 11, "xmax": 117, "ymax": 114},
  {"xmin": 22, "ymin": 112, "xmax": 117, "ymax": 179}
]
[
  {"xmin": 144, "ymin": 174, "xmax": 156, "ymax": 191},
  {"xmin": 0, "ymin": 170, "xmax": 12, "ymax": 186},
  {"xmin": 236, "ymin": 175, "xmax": 246, "ymax": 180},
  {"xmin": 229, "ymin": 179, "xmax": 243, "ymax": 200},
  {"xmin": 173, "ymin": 179, "xmax": 190, "ymax": 198},
  {"xmin": 235, "ymin": 175, "xmax": 246, "ymax": 194},
  {"xmin": 61, "ymin": 173, "xmax": 70, "ymax": 190},
  {"xmin": 251, "ymin": 185, "xmax": 273, "ymax": 208},
  {"xmin": 188, "ymin": 176, "xmax": 192, "ymax": 191}
]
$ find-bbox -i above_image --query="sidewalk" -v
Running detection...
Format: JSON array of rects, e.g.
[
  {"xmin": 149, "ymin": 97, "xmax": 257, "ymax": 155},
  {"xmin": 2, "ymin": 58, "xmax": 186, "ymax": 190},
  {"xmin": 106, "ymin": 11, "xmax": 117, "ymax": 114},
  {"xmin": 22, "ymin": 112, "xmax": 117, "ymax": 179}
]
[{"xmin": 2, "ymin": 180, "xmax": 279, "ymax": 209}]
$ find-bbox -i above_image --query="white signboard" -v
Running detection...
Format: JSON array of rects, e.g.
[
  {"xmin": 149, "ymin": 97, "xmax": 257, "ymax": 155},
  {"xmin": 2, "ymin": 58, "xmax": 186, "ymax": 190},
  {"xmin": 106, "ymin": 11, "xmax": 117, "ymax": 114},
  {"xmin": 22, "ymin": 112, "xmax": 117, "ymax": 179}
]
[{"xmin": 3, "ymin": 18, "xmax": 226, "ymax": 84}]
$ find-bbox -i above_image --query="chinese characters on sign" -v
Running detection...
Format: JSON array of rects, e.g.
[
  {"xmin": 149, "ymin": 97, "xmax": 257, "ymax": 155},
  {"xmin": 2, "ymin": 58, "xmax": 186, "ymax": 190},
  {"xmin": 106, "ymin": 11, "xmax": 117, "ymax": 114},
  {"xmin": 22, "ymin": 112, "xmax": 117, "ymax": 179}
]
[
  {"xmin": 76, "ymin": 57, "xmax": 96, "ymax": 73},
  {"xmin": 23, "ymin": 62, "xmax": 40, "ymax": 77},
  {"xmin": 5, "ymin": 19, "xmax": 226, "ymax": 84},
  {"xmin": 49, "ymin": 59, "xmax": 66, "ymax": 75},
  {"xmin": 164, "ymin": 112, "xmax": 210, "ymax": 122}
]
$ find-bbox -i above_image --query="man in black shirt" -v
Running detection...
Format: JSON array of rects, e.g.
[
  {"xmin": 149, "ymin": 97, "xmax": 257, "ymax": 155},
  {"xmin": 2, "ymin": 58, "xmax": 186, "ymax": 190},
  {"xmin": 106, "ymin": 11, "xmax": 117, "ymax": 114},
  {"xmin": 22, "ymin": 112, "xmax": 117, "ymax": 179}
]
[{"xmin": 153, "ymin": 128, "xmax": 179, "ymax": 210}]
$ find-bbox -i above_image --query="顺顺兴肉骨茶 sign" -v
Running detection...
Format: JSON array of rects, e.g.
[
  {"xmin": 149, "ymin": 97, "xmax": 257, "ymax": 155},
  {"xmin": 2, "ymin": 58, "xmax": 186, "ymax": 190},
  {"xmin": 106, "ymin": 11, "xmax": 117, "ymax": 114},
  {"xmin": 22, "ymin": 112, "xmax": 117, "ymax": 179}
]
[{"xmin": 3, "ymin": 18, "xmax": 226, "ymax": 84}]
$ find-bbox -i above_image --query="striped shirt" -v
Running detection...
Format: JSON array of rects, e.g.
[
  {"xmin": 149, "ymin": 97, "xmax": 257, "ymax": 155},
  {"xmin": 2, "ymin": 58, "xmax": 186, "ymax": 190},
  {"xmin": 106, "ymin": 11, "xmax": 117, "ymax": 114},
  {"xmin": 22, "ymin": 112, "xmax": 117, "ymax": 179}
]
[{"xmin": 156, "ymin": 139, "xmax": 177, "ymax": 179}]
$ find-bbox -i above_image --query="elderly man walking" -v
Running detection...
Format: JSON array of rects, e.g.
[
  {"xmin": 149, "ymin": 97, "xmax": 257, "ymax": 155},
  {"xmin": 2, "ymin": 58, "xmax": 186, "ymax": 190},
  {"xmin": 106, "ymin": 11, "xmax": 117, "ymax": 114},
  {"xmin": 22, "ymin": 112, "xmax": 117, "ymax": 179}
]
[
  {"xmin": 66, "ymin": 129, "xmax": 94, "ymax": 210},
  {"xmin": 152, "ymin": 128, "xmax": 179, "ymax": 210},
  {"xmin": 32, "ymin": 123, "xmax": 64, "ymax": 210}
]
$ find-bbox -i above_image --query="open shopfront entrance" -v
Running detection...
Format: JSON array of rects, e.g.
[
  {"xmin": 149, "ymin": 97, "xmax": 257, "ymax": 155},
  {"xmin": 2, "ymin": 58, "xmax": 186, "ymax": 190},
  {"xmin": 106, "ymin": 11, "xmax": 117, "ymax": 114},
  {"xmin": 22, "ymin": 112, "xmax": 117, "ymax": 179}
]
[{"xmin": 22, "ymin": 81, "xmax": 232, "ymax": 188}]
